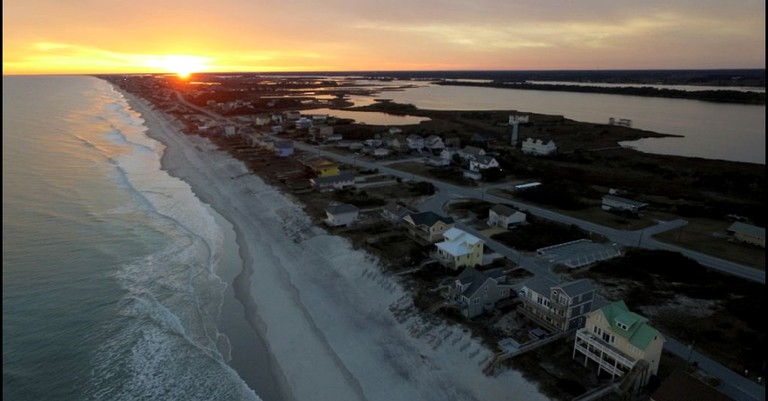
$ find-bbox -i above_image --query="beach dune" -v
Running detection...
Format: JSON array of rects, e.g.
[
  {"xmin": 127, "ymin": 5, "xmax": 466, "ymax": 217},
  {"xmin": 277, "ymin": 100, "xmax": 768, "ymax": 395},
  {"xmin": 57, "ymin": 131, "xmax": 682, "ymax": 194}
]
[{"xmin": 119, "ymin": 89, "xmax": 552, "ymax": 401}]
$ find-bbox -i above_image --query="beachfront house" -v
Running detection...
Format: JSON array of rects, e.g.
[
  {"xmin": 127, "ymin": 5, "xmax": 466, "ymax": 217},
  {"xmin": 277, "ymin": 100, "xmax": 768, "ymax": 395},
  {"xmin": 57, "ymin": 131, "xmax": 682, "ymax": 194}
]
[
  {"xmin": 381, "ymin": 201, "xmax": 415, "ymax": 225},
  {"xmin": 726, "ymin": 222, "xmax": 765, "ymax": 248},
  {"xmin": 573, "ymin": 301, "xmax": 664, "ymax": 391},
  {"xmin": 402, "ymin": 211, "xmax": 455, "ymax": 244},
  {"xmin": 274, "ymin": 140, "xmax": 294, "ymax": 157},
  {"xmin": 324, "ymin": 203, "xmax": 359, "ymax": 227},
  {"xmin": 521, "ymin": 138, "xmax": 557, "ymax": 156},
  {"xmin": 310, "ymin": 172, "xmax": 356, "ymax": 191},
  {"xmin": 304, "ymin": 157, "xmax": 340, "ymax": 177},
  {"xmin": 432, "ymin": 228, "xmax": 484, "ymax": 270},
  {"xmin": 517, "ymin": 276, "xmax": 595, "ymax": 333},
  {"xmin": 601, "ymin": 195, "xmax": 648, "ymax": 215},
  {"xmin": 487, "ymin": 204, "xmax": 526, "ymax": 228},
  {"xmin": 444, "ymin": 267, "xmax": 514, "ymax": 318}
]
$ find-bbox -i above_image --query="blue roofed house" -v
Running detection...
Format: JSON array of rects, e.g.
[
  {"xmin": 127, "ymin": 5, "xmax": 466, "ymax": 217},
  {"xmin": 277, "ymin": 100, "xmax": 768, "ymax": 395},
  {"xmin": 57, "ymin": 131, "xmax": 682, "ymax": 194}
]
[
  {"xmin": 573, "ymin": 300, "xmax": 665, "ymax": 392},
  {"xmin": 432, "ymin": 227, "xmax": 484, "ymax": 270},
  {"xmin": 517, "ymin": 276, "xmax": 595, "ymax": 333},
  {"xmin": 444, "ymin": 267, "xmax": 514, "ymax": 318},
  {"xmin": 274, "ymin": 140, "xmax": 294, "ymax": 157}
]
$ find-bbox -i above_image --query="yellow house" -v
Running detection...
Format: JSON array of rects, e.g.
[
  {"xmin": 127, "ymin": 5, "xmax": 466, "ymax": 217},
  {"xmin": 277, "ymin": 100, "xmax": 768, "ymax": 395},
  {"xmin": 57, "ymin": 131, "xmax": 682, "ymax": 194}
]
[
  {"xmin": 306, "ymin": 158, "xmax": 339, "ymax": 177},
  {"xmin": 573, "ymin": 301, "xmax": 664, "ymax": 391},
  {"xmin": 433, "ymin": 228, "xmax": 484, "ymax": 270}
]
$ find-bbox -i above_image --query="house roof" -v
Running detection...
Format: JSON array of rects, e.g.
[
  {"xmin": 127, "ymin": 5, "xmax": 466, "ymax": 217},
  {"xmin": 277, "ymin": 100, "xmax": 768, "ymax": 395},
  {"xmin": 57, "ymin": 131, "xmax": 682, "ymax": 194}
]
[
  {"xmin": 490, "ymin": 204, "xmax": 518, "ymax": 217},
  {"xmin": 383, "ymin": 201, "xmax": 413, "ymax": 218},
  {"xmin": 325, "ymin": 203, "xmax": 358, "ymax": 215},
  {"xmin": 523, "ymin": 276, "xmax": 593, "ymax": 299},
  {"xmin": 454, "ymin": 267, "xmax": 508, "ymax": 297},
  {"xmin": 461, "ymin": 146, "xmax": 485, "ymax": 155},
  {"xmin": 727, "ymin": 222, "xmax": 765, "ymax": 239},
  {"xmin": 556, "ymin": 279, "xmax": 594, "ymax": 298},
  {"xmin": 651, "ymin": 369, "xmax": 735, "ymax": 401},
  {"xmin": 442, "ymin": 227, "xmax": 482, "ymax": 244},
  {"xmin": 312, "ymin": 172, "xmax": 355, "ymax": 186},
  {"xmin": 602, "ymin": 194, "xmax": 648, "ymax": 208},
  {"xmin": 437, "ymin": 228, "xmax": 483, "ymax": 257},
  {"xmin": 472, "ymin": 155, "xmax": 497, "ymax": 165},
  {"xmin": 405, "ymin": 211, "xmax": 454, "ymax": 227},
  {"xmin": 599, "ymin": 301, "xmax": 662, "ymax": 350}
]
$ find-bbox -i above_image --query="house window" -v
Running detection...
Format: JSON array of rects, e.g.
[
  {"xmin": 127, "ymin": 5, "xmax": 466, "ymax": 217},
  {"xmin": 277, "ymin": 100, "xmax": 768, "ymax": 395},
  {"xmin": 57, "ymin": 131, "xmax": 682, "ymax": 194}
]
[
  {"xmin": 473, "ymin": 297, "xmax": 480, "ymax": 304},
  {"xmin": 500, "ymin": 289, "xmax": 508, "ymax": 296},
  {"xmin": 616, "ymin": 321, "xmax": 628, "ymax": 331},
  {"xmin": 593, "ymin": 326, "xmax": 602, "ymax": 336},
  {"xmin": 602, "ymin": 332, "xmax": 615, "ymax": 344}
]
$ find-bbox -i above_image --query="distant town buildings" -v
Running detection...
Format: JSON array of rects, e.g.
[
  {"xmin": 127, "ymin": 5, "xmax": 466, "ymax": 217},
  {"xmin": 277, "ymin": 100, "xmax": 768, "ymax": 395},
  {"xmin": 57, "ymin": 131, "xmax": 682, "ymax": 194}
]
[{"xmin": 521, "ymin": 138, "xmax": 557, "ymax": 156}]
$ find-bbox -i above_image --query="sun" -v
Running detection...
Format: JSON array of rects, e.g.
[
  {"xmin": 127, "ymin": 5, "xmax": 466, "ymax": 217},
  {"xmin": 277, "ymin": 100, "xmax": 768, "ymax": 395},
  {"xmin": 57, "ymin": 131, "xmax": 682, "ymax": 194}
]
[{"xmin": 146, "ymin": 55, "xmax": 211, "ymax": 78}]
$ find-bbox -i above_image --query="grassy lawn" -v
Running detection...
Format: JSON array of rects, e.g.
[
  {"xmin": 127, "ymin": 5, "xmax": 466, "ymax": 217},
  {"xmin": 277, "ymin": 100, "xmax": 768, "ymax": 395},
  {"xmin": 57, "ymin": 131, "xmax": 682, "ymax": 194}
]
[{"xmin": 654, "ymin": 218, "xmax": 765, "ymax": 270}]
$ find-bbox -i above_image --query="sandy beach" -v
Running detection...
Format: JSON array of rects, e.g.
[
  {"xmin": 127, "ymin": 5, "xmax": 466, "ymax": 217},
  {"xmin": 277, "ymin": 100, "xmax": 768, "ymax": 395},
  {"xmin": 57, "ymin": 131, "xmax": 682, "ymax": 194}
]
[{"xmin": 119, "ymin": 88, "xmax": 553, "ymax": 401}]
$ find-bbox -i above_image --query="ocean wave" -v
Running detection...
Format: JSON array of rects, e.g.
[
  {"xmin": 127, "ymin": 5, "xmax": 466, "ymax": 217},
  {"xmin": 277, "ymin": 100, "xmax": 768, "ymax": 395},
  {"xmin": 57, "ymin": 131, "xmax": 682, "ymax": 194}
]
[{"xmin": 82, "ymin": 82, "xmax": 262, "ymax": 400}]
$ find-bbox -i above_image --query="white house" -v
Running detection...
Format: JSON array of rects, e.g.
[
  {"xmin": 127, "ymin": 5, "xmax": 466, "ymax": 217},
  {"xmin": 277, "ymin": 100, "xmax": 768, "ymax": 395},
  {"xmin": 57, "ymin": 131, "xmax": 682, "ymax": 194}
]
[
  {"xmin": 509, "ymin": 114, "xmax": 530, "ymax": 124},
  {"xmin": 406, "ymin": 134, "xmax": 425, "ymax": 151},
  {"xmin": 487, "ymin": 204, "xmax": 526, "ymax": 228},
  {"xmin": 325, "ymin": 203, "xmax": 359, "ymax": 227},
  {"xmin": 521, "ymin": 138, "xmax": 557, "ymax": 156},
  {"xmin": 469, "ymin": 155, "xmax": 500, "ymax": 172},
  {"xmin": 424, "ymin": 135, "xmax": 445, "ymax": 151}
]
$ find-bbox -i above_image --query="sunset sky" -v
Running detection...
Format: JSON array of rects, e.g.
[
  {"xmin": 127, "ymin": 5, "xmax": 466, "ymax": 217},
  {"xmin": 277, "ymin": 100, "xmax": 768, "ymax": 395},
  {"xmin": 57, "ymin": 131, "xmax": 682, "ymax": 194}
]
[{"xmin": 3, "ymin": 0, "xmax": 765, "ymax": 75}]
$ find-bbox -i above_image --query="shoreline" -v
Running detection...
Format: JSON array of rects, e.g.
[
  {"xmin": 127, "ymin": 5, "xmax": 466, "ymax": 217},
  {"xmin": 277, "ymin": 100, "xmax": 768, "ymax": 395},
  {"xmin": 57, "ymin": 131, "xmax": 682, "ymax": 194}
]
[
  {"xmin": 114, "ymin": 83, "xmax": 554, "ymax": 401},
  {"xmin": 119, "ymin": 89, "xmax": 294, "ymax": 401}
]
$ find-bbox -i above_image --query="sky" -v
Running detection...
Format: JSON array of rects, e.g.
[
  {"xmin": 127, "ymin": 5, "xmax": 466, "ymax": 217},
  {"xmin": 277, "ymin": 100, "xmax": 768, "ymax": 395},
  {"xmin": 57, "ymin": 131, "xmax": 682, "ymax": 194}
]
[{"xmin": 2, "ymin": 0, "xmax": 765, "ymax": 75}]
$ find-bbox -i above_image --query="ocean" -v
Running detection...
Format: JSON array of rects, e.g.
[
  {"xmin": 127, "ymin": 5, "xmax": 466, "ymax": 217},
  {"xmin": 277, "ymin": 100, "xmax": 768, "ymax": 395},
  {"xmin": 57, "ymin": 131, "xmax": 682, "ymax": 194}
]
[{"xmin": 2, "ymin": 75, "xmax": 260, "ymax": 401}]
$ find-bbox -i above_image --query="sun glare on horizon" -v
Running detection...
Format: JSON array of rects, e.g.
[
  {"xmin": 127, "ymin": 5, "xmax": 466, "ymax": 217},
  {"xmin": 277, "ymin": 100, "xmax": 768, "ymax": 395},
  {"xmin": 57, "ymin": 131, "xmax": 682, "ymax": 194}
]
[{"xmin": 146, "ymin": 55, "xmax": 212, "ymax": 78}]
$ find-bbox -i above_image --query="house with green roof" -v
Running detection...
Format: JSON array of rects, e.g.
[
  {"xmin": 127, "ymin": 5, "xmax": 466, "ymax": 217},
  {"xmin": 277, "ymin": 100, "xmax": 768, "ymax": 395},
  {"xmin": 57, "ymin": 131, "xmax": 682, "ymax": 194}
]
[{"xmin": 573, "ymin": 300, "xmax": 664, "ymax": 391}]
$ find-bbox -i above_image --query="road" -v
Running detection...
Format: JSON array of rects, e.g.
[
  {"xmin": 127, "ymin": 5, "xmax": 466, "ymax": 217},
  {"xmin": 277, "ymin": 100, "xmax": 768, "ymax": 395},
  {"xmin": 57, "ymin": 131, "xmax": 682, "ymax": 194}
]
[{"xmin": 293, "ymin": 141, "xmax": 764, "ymax": 284}]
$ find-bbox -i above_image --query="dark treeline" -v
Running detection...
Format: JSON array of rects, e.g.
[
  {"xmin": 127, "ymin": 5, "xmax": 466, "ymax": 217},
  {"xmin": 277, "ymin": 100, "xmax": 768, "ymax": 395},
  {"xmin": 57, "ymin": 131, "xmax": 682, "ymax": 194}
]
[
  {"xmin": 434, "ymin": 80, "xmax": 765, "ymax": 104},
  {"xmin": 249, "ymin": 68, "xmax": 765, "ymax": 87}
]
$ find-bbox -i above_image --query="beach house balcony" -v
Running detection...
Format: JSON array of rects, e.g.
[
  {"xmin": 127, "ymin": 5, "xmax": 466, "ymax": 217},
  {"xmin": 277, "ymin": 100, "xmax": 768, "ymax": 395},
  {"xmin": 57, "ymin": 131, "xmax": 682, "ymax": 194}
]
[
  {"xmin": 573, "ymin": 330, "xmax": 636, "ymax": 379},
  {"xmin": 429, "ymin": 251, "xmax": 459, "ymax": 269},
  {"xmin": 516, "ymin": 301, "xmax": 563, "ymax": 333}
]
